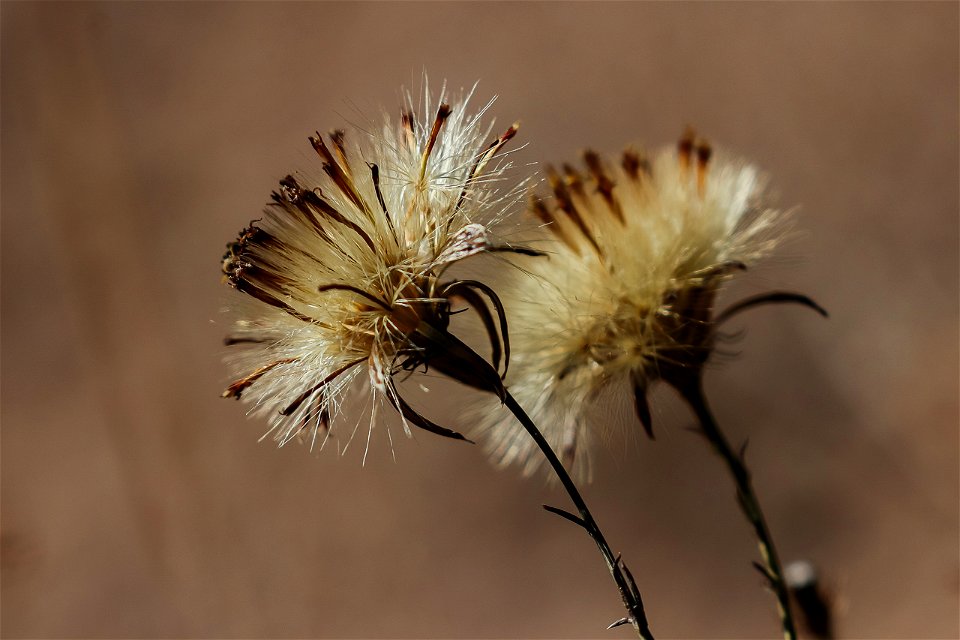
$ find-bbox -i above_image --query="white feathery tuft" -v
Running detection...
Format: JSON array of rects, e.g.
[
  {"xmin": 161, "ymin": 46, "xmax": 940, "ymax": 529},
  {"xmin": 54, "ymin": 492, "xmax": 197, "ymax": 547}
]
[
  {"xmin": 221, "ymin": 83, "xmax": 524, "ymax": 459},
  {"xmin": 475, "ymin": 132, "xmax": 789, "ymax": 481}
]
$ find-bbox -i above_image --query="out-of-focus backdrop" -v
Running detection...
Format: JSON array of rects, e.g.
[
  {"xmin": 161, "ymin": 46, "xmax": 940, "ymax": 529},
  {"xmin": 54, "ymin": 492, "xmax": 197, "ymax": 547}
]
[{"xmin": 2, "ymin": 3, "xmax": 957, "ymax": 638}]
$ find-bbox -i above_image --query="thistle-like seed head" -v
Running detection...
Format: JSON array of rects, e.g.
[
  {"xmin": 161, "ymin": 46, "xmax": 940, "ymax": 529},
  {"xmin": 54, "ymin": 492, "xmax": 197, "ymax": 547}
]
[
  {"xmin": 221, "ymin": 85, "xmax": 526, "ymax": 456},
  {"xmin": 477, "ymin": 131, "xmax": 812, "ymax": 480}
]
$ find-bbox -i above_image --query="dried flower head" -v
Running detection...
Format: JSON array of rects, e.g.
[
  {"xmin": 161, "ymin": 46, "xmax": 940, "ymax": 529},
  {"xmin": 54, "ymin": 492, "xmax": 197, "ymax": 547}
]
[
  {"xmin": 221, "ymin": 85, "xmax": 531, "ymax": 457},
  {"xmin": 478, "ymin": 130, "xmax": 824, "ymax": 480}
]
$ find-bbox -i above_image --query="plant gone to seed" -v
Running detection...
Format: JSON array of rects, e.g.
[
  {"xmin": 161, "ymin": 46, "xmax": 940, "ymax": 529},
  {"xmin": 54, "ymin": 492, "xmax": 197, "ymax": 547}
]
[
  {"xmin": 221, "ymin": 84, "xmax": 531, "ymax": 460},
  {"xmin": 477, "ymin": 129, "xmax": 824, "ymax": 480}
]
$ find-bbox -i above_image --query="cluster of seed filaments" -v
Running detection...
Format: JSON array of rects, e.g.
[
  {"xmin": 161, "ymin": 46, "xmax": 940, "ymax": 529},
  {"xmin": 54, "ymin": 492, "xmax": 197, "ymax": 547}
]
[
  {"xmin": 222, "ymin": 103, "xmax": 522, "ymax": 443},
  {"xmin": 538, "ymin": 130, "xmax": 718, "ymax": 346},
  {"xmin": 530, "ymin": 131, "xmax": 726, "ymax": 436},
  {"xmin": 531, "ymin": 129, "xmax": 712, "ymax": 259},
  {"xmin": 218, "ymin": 118, "xmax": 453, "ymax": 412}
]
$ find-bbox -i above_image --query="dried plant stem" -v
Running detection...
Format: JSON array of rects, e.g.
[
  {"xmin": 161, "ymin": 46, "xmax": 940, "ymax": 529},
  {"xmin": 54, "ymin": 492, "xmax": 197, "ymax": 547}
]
[
  {"xmin": 503, "ymin": 391, "xmax": 654, "ymax": 640},
  {"xmin": 676, "ymin": 375, "xmax": 797, "ymax": 640}
]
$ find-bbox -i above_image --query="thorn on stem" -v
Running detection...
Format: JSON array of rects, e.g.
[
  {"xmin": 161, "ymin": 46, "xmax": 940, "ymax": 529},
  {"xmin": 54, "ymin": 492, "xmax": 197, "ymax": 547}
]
[
  {"xmin": 607, "ymin": 617, "xmax": 633, "ymax": 630},
  {"xmin": 753, "ymin": 560, "xmax": 776, "ymax": 586}
]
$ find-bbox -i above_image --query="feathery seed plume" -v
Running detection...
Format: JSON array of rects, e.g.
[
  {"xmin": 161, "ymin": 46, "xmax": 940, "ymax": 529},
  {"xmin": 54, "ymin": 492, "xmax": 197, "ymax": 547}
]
[
  {"xmin": 221, "ymin": 84, "xmax": 528, "ymax": 458},
  {"xmin": 478, "ymin": 130, "xmax": 822, "ymax": 480}
]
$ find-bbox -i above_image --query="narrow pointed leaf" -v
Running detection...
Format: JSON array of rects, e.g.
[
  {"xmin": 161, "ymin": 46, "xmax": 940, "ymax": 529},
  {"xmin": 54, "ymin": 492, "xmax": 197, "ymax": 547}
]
[
  {"xmin": 542, "ymin": 504, "xmax": 588, "ymax": 530},
  {"xmin": 487, "ymin": 244, "xmax": 547, "ymax": 258},
  {"xmin": 716, "ymin": 291, "xmax": 828, "ymax": 326},
  {"xmin": 441, "ymin": 280, "xmax": 511, "ymax": 379},
  {"xmin": 631, "ymin": 370, "xmax": 655, "ymax": 440},
  {"xmin": 449, "ymin": 286, "xmax": 502, "ymax": 373},
  {"xmin": 752, "ymin": 561, "xmax": 776, "ymax": 586},
  {"xmin": 388, "ymin": 382, "xmax": 473, "ymax": 443},
  {"xmin": 607, "ymin": 617, "xmax": 632, "ymax": 630}
]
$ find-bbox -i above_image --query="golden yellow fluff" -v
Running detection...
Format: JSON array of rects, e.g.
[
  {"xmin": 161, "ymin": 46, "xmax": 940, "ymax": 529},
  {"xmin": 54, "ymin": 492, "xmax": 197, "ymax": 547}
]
[
  {"xmin": 478, "ymin": 131, "xmax": 787, "ymax": 481},
  {"xmin": 221, "ymin": 84, "xmax": 526, "ymax": 459}
]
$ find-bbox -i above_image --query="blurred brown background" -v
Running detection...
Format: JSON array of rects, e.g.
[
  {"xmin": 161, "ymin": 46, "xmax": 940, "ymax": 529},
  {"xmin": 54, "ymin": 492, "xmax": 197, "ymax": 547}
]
[{"xmin": 2, "ymin": 2, "xmax": 957, "ymax": 638}]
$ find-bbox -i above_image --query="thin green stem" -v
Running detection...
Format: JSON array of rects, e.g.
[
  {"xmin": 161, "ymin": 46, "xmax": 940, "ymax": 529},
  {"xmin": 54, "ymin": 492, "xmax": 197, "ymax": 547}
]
[
  {"xmin": 677, "ymin": 375, "xmax": 797, "ymax": 640},
  {"xmin": 503, "ymin": 390, "xmax": 654, "ymax": 640}
]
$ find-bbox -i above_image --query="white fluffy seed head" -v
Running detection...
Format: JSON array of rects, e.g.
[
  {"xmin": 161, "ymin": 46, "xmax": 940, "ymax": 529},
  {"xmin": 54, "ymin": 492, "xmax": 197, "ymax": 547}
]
[
  {"xmin": 476, "ymin": 132, "xmax": 788, "ymax": 481},
  {"xmin": 221, "ymin": 84, "xmax": 524, "ymax": 455}
]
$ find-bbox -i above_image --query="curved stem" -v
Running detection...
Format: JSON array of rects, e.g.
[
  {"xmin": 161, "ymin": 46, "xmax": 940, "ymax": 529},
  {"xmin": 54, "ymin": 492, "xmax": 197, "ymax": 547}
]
[
  {"xmin": 422, "ymin": 324, "xmax": 654, "ymax": 636},
  {"xmin": 503, "ymin": 391, "xmax": 654, "ymax": 640},
  {"xmin": 676, "ymin": 375, "xmax": 797, "ymax": 640}
]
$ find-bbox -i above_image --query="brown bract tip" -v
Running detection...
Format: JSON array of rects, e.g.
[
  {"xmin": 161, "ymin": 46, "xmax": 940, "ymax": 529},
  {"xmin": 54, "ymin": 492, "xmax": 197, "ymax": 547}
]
[{"xmin": 678, "ymin": 127, "xmax": 696, "ymax": 174}]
